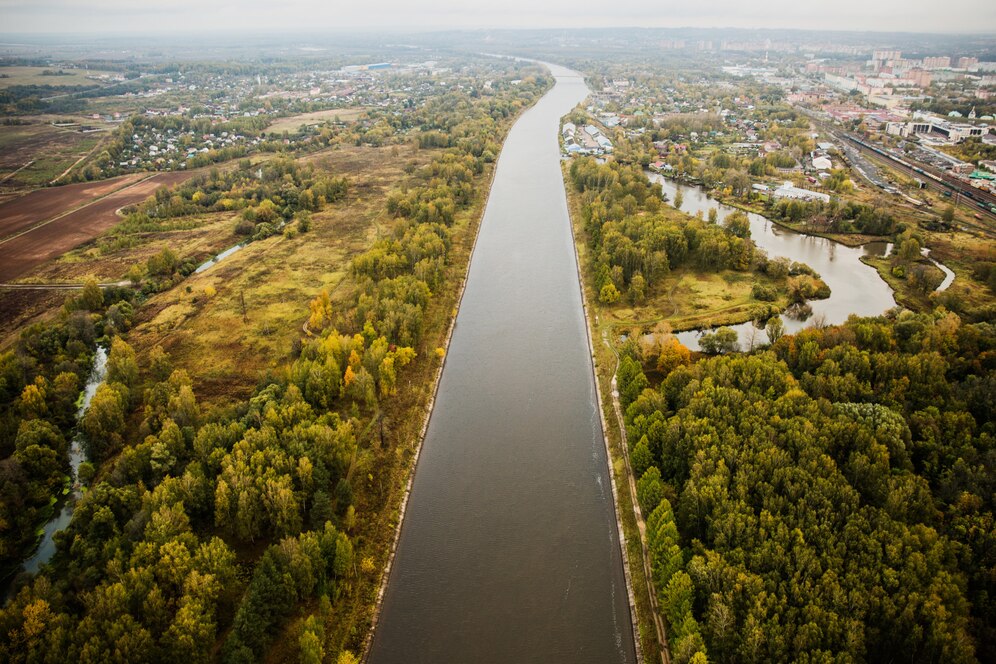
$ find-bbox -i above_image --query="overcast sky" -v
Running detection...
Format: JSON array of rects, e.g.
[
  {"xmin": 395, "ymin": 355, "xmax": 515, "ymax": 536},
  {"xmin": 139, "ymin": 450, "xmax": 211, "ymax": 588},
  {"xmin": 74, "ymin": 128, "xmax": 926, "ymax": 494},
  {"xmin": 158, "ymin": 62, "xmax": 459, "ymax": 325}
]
[{"xmin": 1, "ymin": 0, "xmax": 994, "ymax": 34}]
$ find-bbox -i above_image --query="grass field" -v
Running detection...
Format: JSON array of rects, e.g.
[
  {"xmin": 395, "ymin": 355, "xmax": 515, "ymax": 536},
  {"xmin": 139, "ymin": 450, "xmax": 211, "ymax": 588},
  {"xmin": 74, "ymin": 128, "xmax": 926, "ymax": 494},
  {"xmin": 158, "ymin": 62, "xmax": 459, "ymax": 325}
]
[
  {"xmin": 266, "ymin": 108, "xmax": 366, "ymax": 134},
  {"xmin": 0, "ymin": 123, "xmax": 108, "ymax": 192},
  {"xmin": 126, "ymin": 144, "xmax": 431, "ymax": 407},
  {"xmin": 0, "ymin": 66, "xmax": 117, "ymax": 89}
]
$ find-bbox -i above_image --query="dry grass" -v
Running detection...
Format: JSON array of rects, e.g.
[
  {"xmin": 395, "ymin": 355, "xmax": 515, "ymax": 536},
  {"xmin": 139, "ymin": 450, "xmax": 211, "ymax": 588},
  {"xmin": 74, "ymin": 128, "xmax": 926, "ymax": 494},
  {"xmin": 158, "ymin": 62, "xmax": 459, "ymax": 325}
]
[
  {"xmin": 0, "ymin": 66, "xmax": 118, "ymax": 89},
  {"xmin": 126, "ymin": 145, "xmax": 434, "ymax": 407},
  {"xmin": 266, "ymin": 108, "xmax": 366, "ymax": 135}
]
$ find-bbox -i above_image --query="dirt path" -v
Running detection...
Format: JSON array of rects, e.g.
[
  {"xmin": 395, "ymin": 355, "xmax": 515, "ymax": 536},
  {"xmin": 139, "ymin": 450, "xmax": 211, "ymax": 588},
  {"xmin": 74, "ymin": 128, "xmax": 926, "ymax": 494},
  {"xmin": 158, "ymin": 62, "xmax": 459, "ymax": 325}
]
[
  {"xmin": 0, "ymin": 160, "xmax": 35, "ymax": 185},
  {"xmin": 50, "ymin": 137, "xmax": 105, "ymax": 184},
  {"xmin": 0, "ymin": 281, "xmax": 130, "ymax": 290}
]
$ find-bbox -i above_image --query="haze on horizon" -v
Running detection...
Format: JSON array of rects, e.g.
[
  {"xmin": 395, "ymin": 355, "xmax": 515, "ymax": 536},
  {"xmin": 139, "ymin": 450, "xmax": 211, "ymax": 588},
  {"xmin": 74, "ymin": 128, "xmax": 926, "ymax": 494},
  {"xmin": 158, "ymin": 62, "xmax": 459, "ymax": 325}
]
[{"xmin": 1, "ymin": 0, "xmax": 994, "ymax": 35}]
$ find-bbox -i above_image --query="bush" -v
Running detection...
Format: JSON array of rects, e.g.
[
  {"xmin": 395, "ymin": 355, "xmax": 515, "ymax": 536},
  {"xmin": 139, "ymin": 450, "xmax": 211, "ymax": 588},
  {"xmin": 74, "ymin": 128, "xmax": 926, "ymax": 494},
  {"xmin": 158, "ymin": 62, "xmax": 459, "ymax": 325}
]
[{"xmin": 751, "ymin": 284, "xmax": 777, "ymax": 301}]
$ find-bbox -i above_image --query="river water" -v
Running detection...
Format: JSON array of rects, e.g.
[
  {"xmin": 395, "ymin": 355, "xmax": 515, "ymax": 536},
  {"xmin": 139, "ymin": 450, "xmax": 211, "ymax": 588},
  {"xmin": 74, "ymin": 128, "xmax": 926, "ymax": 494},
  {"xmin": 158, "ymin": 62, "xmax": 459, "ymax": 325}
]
[
  {"xmin": 647, "ymin": 175, "xmax": 900, "ymax": 350},
  {"xmin": 368, "ymin": 66, "xmax": 635, "ymax": 663}
]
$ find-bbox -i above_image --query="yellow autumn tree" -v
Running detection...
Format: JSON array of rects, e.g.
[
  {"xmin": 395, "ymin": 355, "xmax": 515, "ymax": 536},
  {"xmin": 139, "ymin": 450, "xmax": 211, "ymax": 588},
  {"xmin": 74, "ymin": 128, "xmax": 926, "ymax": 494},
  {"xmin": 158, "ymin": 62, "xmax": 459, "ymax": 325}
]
[
  {"xmin": 657, "ymin": 338, "xmax": 691, "ymax": 375},
  {"xmin": 308, "ymin": 289, "xmax": 333, "ymax": 331}
]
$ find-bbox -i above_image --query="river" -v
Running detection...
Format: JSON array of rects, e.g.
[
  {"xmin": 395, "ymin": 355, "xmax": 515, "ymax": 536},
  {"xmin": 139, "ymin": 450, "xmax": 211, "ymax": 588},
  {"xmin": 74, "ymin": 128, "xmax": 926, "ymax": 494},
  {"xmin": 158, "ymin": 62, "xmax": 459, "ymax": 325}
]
[
  {"xmin": 367, "ymin": 65, "xmax": 635, "ymax": 663},
  {"xmin": 647, "ymin": 174, "xmax": 901, "ymax": 350}
]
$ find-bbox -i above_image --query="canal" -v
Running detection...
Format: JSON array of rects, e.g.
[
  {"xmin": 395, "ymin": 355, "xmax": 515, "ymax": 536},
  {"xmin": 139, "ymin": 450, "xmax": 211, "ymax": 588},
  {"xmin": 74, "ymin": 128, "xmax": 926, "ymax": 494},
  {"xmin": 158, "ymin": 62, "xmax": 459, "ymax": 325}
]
[{"xmin": 367, "ymin": 65, "xmax": 635, "ymax": 663}]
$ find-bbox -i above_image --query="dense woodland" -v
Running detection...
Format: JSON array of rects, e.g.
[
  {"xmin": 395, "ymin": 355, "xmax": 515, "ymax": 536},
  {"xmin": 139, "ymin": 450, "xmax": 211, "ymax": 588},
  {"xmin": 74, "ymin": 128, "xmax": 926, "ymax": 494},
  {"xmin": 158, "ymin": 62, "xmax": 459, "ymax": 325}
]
[
  {"xmin": 0, "ymin": 284, "xmax": 137, "ymax": 576},
  {"xmin": 0, "ymin": 63, "xmax": 550, "ymax": 662},
  {"xmin": 621, "ymin": 311, "xmax": 995, "ymax": 663},
  {"xmin": 567, "ymin": 79, "xmax": 994, "ymax": 662}
]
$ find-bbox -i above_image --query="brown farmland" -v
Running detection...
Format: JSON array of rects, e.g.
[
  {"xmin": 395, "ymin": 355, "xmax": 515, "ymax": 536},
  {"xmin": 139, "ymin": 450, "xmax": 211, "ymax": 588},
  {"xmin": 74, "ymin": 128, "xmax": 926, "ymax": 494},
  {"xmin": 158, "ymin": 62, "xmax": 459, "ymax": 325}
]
[
  {"xmin": 0, "ymin": 172, "xmax": 192, "ymax": 282},
  {"xmin": 0, "ymin": 174, "xmax": 144, "ymax": 240}
]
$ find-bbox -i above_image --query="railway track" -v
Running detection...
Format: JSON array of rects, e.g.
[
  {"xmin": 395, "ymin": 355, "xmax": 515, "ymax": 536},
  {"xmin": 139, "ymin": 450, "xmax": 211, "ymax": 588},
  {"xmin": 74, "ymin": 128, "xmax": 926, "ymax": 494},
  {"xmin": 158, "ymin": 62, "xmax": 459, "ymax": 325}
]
[{"xmin": 841, "ymin": 134, "xmax": 996, "ymax": 229}]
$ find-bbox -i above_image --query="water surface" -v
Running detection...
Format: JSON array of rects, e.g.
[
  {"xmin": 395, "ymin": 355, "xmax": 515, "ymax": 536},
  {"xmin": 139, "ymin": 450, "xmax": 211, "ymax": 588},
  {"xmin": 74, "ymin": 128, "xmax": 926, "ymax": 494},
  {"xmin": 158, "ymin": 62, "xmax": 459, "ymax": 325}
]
[
  {"xmin": 648, "ymin": 175, "xmax": 899, "ymax": 349},
  {"xmin": 369, "ymin": 65, "xmax": 634, "ymax": 664}
]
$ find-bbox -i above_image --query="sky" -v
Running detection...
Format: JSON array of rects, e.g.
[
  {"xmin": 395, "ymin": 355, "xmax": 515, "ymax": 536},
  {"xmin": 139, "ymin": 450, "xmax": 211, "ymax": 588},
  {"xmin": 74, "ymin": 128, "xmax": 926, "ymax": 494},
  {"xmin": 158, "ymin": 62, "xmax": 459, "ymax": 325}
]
[{"xmin": 0, "ymin": 0, "xmax": 994, "ymax": 35}]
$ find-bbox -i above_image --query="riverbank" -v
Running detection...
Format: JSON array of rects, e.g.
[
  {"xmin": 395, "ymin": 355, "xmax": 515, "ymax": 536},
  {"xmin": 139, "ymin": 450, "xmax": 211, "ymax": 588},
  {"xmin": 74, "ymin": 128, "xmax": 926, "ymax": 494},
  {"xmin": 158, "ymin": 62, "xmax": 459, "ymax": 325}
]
[
  {"xmin": 859, "ymin": 254, "xmax": 945, "ymax": 311},
  {"xmin": 704, "ymin": 190, "xmax": 888, "ymax": 248},
  {"xmin": 356, "ymin": 92, "xmax": 523, "ymax": 659},
  {"xmin": 564, "ymin": 163, "xmax": 667, "ymax": 663}
]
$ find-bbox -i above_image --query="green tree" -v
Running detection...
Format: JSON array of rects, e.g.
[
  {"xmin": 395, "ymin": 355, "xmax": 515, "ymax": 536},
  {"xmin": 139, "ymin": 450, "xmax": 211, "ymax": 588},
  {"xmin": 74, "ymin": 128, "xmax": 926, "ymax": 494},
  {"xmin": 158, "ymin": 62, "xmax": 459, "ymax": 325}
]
[
  {"xmin": 698, "ymin": 327, "xmax": 739, "ymax": 354},
  {"xmin": 637, "ymin": 466, "xmax": 664, "ymax": 514},
  {"xmin": 81, "ymin": 383, "xmax": 126, "ymax": 460},
  {"xmin": 599, "ymin": 283, "xmax": 621, "ymax": 304},
  {"xmin": 765, "ymin": 317, "xmax": 785, "ymax": 344},
  {"xmin": 106, "ymin": 337, "xmax": 139, "ymax": 390},
  {"xmin": 942, "ymin": 204, "xmax": 955, "ymax": 224},
  {"xmin": 78, "ymin": 278, "xmax": 104, "ymax": 311}
]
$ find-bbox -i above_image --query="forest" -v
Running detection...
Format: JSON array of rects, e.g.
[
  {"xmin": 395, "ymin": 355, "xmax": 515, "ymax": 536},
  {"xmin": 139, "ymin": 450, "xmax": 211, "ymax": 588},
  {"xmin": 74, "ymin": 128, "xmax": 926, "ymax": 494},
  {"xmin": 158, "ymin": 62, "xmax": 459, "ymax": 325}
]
[
  {"xmin": 620, "ymin": 310, "xmax": 994, "ymax": 663},
  {"xmin": 0, "ymin": 61, "xmax": 551, "ymax": 662}
]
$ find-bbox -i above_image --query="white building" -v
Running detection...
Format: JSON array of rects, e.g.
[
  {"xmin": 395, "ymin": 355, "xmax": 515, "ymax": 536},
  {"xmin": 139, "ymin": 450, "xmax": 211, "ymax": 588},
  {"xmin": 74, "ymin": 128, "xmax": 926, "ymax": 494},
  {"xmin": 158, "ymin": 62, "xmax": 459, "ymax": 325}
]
[
  {"xmin": 812, "ymin": 156, "xmax": 832, "ymax": 171},
  {"xmin": 772, "ymin": 181, "xmax": 830, "ymax": 203}
]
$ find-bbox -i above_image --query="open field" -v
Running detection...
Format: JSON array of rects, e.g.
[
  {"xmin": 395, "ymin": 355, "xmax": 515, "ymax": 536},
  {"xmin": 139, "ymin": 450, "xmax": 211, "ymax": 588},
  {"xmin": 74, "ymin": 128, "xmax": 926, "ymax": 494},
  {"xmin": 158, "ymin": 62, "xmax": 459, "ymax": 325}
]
[
  {"xmin": 0, "ymin": 66, "xmax": 119, "ymax": 89},
  {"xmin": 0, "ymin": 172, "xmax": 192, "ymax": 282},
  {"xmin": 126, "ymin": 145, "xmax": 431, "ymax": 406},
  {"xmin": 0, "ymin": 173, "xmax": 143, "ymax": 239},
  {"xmin": 266, "ymin": 107, "xmax": 366, "ymax": 134},
  {"xmin": 0, "ymin": 123, "xmax": 110, "ymax": 193}
]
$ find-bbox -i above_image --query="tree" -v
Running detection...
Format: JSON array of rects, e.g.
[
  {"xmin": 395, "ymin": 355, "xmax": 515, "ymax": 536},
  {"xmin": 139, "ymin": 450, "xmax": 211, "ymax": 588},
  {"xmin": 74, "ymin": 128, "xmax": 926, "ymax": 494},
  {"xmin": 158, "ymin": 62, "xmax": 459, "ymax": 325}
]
[
  {"xmin": 897, "ymin": 235, "xmax": 921, "ymax": 263},
  {"xmin": 657, "ymin": 338, "xmax": 692, "ymax": 375},
  {"xmin": 106, "ymin": 337, "xmax": 139, "ymax": 390},
  {"xmin": 81, "ymin": 383, "xmax": 126, "ymax": 460},
  {"xmin": 942, "ymin": 204, "xmax": 955, "ymax": 224},
  {"xmin": 149, "ymin": 345, "xmax": 173, "ymax": 382},
  {"xmin": 723, "ymin": 211, "xmax": 750, "ymax": 239},
  {"xmin": 18, "ymin": 382, "xmax": 48, "ymax": 420},
  {"xmin": 765, "ymin": 317, "xmax": 785, "ymax": 345},
  {"xmin": 78, "ymin": 278, "xmax": 104, "ymax": 311},
  {"xmin": 698, "ymin": 327, "xmax": 739, "ymax": 354},
  {"xmin": 308, "ymin": 290, "xmax": 333, "ymax": 331},
  {"xmin": 629, "ymin": 273, "xmax": 647, "ymax": 305},
  {"xmin": 599, "ymin": 283, "xmax": 621, "ymax": 304},
  {"xmin": 637, "ymin": 466, "xmax": 664, "ymax": 514},
  {"xmin": 147, "ymin": 247, "xmax": 180, "ymax": 278},
  {"xmin": 298, "ymin": 629, "xmax": 323, "ymax": 664}
]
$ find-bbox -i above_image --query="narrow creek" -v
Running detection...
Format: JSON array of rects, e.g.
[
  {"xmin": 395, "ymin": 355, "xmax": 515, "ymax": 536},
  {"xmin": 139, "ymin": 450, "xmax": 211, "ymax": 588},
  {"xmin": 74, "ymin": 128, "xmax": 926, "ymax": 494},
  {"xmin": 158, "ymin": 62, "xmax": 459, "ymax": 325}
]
[
  {"xmin": 4, "ymin": 346, "xmax": 108, "ymax": 598},
  {"xmin": 194, "ymin": 242, "xmax": 246, "ymax": 273}
]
